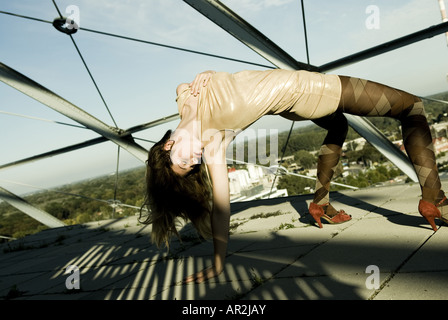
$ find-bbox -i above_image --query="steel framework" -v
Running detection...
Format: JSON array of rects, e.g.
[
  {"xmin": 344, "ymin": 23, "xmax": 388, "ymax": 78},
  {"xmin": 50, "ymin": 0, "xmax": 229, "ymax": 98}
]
[{"xmin": 2, "ymin": 0, "xmax": 448, "ymax": 228}]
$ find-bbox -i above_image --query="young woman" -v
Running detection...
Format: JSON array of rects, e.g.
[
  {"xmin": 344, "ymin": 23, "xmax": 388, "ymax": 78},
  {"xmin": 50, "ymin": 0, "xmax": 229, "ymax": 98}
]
[{"xmin": 141, "ymin": 69, "xmax": 448, "ymax": 283}]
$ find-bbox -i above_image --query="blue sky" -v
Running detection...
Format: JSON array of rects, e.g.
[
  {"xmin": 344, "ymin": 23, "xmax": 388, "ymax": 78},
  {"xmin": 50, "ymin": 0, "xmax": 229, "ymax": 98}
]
[{"xmin": 1, "ymin": 0, "xmax": 448, "ymax": 195}]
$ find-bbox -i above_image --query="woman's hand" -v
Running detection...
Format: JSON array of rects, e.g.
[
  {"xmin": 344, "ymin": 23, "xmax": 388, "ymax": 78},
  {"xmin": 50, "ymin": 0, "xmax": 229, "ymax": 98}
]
[
  {"xmin": 183, "ymin": 265, "xmax": 223, "ymax": 284},
  {"xmin": 189, "ymin": 70, "xmax": 215, "ymax": 96}
]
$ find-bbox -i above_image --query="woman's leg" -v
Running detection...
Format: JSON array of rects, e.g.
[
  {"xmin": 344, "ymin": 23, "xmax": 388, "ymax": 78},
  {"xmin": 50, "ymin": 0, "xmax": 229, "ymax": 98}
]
[
  {"xmin": 337, "ymin": 76, "xmax": 446, "ymax": 229},
  {"xmin": 312, "ymin": 113, "xmax": 348, "ymax": 216},
  {"xmin": 308, "ymin": 113, "xmax": 352, "ymax": 228}
]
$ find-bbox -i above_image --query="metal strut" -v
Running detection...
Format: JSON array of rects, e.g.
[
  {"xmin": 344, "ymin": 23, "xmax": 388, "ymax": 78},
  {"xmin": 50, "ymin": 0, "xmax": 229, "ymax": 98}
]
[
  {"xmin": 183, "ymin": 0, "xmax": 423, "ymax": 182},
  {"xmin": 0, "ymin": 186, "xmax": 65, "ymax": 228},
  {"xmin": 0, "ymin": 62, "xmax": 148, "ymax": 163}
]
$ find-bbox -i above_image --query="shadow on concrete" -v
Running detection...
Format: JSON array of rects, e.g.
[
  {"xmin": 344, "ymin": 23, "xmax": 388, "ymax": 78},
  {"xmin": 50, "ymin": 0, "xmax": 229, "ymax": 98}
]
[
  {"xmin": 231, "ymin": 190, "xmax": 436, "ymax": 231},
  {"xmin": 0, "ymin": 190, "xmax": 446, "ymax": 300}
]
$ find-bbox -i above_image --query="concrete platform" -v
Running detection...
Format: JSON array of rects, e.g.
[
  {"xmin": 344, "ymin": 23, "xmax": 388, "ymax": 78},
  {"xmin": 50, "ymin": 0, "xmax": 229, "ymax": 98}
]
[{"xmin": 1, "ymin": 180, "xmax": 447, "ymax": 301}]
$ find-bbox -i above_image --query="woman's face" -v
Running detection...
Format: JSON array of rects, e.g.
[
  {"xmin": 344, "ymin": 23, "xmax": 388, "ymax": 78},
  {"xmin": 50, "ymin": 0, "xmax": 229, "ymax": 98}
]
[{"xmin": 164, "ymin": 131, "xmax": 202, "ymax": 176}]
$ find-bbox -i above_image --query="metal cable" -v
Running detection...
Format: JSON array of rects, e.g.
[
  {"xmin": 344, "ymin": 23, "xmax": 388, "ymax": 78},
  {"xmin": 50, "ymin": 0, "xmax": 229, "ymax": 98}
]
[
  {"xmin": 51, "ymin": 0, "xmax": 124, "ymax": 216},
  {"xmin": 227, "ymin": 157, "xmax": 358, "ymax": 190},
  {"xmin": 300, "ymin": 0, "xmax": 311, "ymax": 65},
  {"xmin": 267, "ymin": 0, "xmax": 313, "ymax": 199},
  {"xmin": 112, "ymin": 146, "xmax": 121, "ymax": 218},
  {"xmin": 51, "ymin": 0, "xmax": 119, "ymax": 128},
  {"xmin": 0, "ymin": 10, "xmax": 274, "ymax": 69},
  {"xmin": 267, "ymin": 121, "xmax": 295, "ymax": 198},
  {"xmin": 0, "ymin": 110, "xmax": 87, "ymax": 129},
  {"xmin": 420, "ymin": 96, "xmax": 448, "ymax": 105}
]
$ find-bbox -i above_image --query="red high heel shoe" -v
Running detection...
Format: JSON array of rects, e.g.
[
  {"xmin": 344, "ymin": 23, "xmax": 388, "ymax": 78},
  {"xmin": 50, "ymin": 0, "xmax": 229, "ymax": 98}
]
[
  {"xmin": 309, "ymin": 202, "xmax": 352, "ymax": 228},
  {"xmin": 418, "ymin": 197, "xmax": 445, "ymax": 232}
]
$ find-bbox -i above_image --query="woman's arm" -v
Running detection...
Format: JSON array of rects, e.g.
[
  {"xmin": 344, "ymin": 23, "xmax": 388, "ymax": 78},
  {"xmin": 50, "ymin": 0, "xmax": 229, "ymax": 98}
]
[
  {"xmin": 183, "ymin": 135, "xmax": 231, "ymax": 283},
  {"xmin": 185, "ymin": 163, "xmax": 229, "ymax": 283}
]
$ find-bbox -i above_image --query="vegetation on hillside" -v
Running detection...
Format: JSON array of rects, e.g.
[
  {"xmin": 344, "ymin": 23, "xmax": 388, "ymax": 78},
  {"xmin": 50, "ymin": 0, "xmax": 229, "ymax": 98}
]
[
  {"xmin": 0, "ymin": 167, "xmax": 146, "ymax": 239},
  {"xmin": 1, "ymin": 92, "xmax": 447, "ymax": 240}
]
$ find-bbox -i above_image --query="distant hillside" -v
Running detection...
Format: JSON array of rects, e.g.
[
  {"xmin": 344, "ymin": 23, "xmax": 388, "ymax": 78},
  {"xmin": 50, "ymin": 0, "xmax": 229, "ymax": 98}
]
[
  {"xmin": 0, "ymin": 167, "xmax": 146, "ymax": 239},
  {"xmin": 277, "ymin": 90, "xmax": 448, "ymax": 155},
  {"xmin": 1, "ymin": 91, "xmax": 447, "ymax": 240}
]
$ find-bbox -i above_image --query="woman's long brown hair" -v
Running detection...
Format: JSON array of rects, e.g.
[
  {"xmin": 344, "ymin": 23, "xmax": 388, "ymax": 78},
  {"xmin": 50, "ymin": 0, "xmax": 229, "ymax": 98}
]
[{"xmin": 139, "ymin": 130, "xmax": 212, "ymax": 247}]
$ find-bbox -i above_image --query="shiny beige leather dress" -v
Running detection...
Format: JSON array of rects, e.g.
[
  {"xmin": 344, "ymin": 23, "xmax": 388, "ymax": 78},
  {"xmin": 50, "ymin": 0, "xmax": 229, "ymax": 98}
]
[{"xmin": 176, "ymin": 69, "xmax": 342, "ymax": 135}]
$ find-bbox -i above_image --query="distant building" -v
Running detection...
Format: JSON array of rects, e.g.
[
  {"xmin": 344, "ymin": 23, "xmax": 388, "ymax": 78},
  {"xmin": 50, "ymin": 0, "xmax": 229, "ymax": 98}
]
[
  {"xmin": 228, "ymin": 168, "xmax": 251, "ymax": 195},
  {"xmin": 433, "ymin": 137, "xmax": 448, "ymax": 154},
  {"xmin": 228, "ymin": 164, "xmax": 287, "ymax": 201},
  {"xmin": 306, "ymin": 168, "xmax": 317, "ymax": 177},
  {"xmin": 397, "ymin": 136, "xmax": 448, "ymax": 155},
  {"xmin": 342, "ymin": 137, "xmax": 366, "ymax": 152},
  {"xmin": 247, "ymin": 164, "xmax": 264, "ymax": 182},
  {"xmin": 431, "ymin": 121, "xmax": 448, "ymax": 138},
  {"xmin": 342, "ymin": 164, "xmax": 365, "ymax": 177}
]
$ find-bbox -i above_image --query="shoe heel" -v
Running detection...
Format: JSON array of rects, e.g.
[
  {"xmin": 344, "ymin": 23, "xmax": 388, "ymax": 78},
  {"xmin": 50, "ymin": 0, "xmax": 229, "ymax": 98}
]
[
  {"xmin": 418, "ymin": 199, "xmax": 441, "ymax": 232},
  {"xmin": 309, "ymin": 202, "xmax": 324, "ymax": 228}
]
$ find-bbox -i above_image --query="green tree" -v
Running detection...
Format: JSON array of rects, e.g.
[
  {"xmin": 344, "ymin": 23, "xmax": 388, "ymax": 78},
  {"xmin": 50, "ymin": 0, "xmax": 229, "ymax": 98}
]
[
  {"xmin": 277, "ymin": 175, "xmax": 314, "ymax": 196},
  {"xmin": 294, "ymin": 150, "xmax": 316, "ymax": 169}
]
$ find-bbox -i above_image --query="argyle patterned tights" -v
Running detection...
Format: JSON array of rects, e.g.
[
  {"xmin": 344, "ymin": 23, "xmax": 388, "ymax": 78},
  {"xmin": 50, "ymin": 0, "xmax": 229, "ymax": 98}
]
[{"xmin": 312, "ymin": 76, "xmax": 444, "ymax": 212}]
